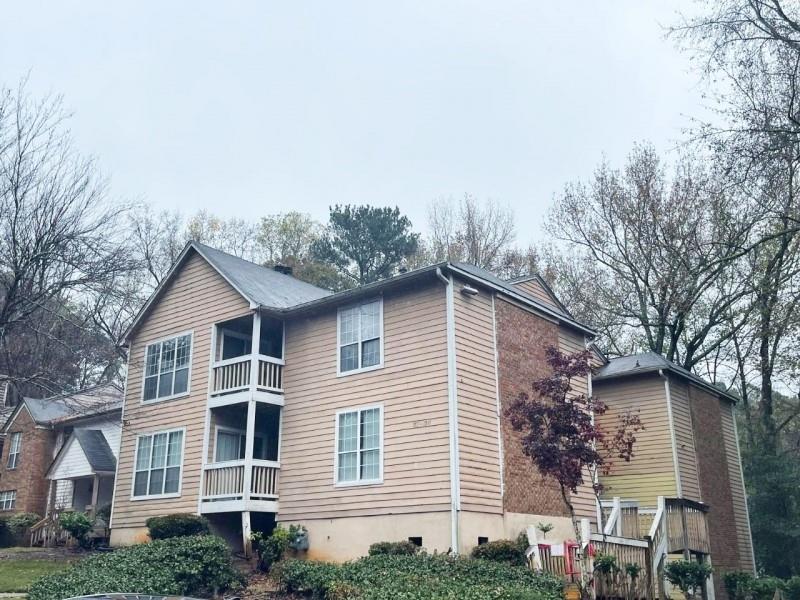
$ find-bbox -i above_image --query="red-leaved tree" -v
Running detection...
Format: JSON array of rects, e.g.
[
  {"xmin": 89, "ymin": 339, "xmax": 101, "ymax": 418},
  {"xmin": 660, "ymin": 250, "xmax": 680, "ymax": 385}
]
[{"xmin": 507, "ymin": 346, "xmax": 642, "ymax": 588}]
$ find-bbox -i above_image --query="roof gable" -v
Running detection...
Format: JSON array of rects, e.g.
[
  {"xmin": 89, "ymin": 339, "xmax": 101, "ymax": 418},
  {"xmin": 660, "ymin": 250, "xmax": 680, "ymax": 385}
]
[
  {"xmin": 123, "ymin": 242, "xmax": 332, "ymax": 343},
  {"xmin": 47, "ymin": 429, "xmax": 116, "ymax": 479},
  {"xmin": 507, "ymin": 274, "xmax": 572, "ymax": 317}
]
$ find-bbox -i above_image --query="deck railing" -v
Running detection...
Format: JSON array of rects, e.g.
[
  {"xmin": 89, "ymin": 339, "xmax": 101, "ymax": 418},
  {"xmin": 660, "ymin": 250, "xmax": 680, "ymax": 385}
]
[
  {"xmin": 211, "ymin": 354, "xmax": 284, "ymax": 396},
  {"xmin": 201, "ymin": 460, "xmax": 279, "ymax": 503},
  {"xmin": 202, "ymin": 461, "xmax": 245, "ymax": 499},
  {"xmin": 250, "ymin": 460, "xmax": 280, "ymax": 499}
]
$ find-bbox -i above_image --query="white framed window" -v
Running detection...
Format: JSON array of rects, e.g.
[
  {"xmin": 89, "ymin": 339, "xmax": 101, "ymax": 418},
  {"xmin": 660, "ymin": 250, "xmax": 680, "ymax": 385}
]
[
  {"xmin": 213, "ymin": 427, "xmax": 268, "ymax": 462},
  {"xmin": 335, "ymin": 405, "xmax": 383, "ymax": 486},
  {"xmin": 6, "ymin": 432, "xmax": 21, "ymax": 469},
  {"xmin": 132, "ymin": 429, "xmax": 185, "ymax": 499},
  {"xmin": 0, "ymin": 490, "xmax": 16, "ymax": 511},
  {"xmin": 142, "ymin": 332, "xmax": 193, "ymax": 402},
  {"xmin": 337, "ymin": 299, "xmax": 383, "ymax": 375}
]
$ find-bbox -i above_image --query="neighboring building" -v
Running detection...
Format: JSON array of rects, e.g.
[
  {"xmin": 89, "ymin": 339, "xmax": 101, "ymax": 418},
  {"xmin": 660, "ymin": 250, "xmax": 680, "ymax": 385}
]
[
  {"xmin": 109, "ymin": 242, "xmax": 597, "ymax": 556},
  {"xmin": 0, "ymin": 379, "xmax": 22, "ymax": 455},
  {"xmin": 594, "ymin": 352, "xmax": 755, "ymax": 597},
  {"xmin": 0, "ymin": 384, "xmax": 122, "ymax": 519}
]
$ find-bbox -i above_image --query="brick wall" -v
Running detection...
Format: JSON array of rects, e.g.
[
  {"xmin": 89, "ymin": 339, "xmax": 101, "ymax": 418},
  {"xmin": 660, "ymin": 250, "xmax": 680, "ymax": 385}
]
[
  {"xmin": 0, "ymin": 407, "xmax": 55, "ymax": 516},
  {"xmin": 495, "ymin": 298, "xmax": 570, "ymax": 517},
  {"xmin": 689, "ymin": 386, "xmax": 740, "ymax": 599}
]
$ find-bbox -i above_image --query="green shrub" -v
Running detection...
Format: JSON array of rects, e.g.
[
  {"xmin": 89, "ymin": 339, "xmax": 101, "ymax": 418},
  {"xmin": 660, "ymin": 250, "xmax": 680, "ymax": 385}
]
[
  {"xmin": 59, "ymin": 511, "xmax": 93, "ymax": 547},
  {"xmin": 8, "ymin": 512, "xmax": 41, "ymax": 532},
  {"xmin": 368, "ymin": 540, "xmax": 420, "ymax": 556},
  {"xmin": 750, "ymin": 576, "xmax": 787, "ymax": 600},
  {"xmin": 28, "ymin": 535, "xmax": 242, "ymax": 600},
  {"xmin": 274, "ymin": 553, "xmax": 563, "ymax": 600},
  {"xmin": 146, "ymin": 513, "xmax": 209, "ymax": 540},
  {"xmin": 786, "ymin": 577, "xmax": 800, "ymax": 600},
  {"xmin": 470, "ymin": 538, "xmax": 527, "ymax": 566},
  {"xmin": 251, "ymin": 524, "xmax": 306, "ymax": 572},
  {"xmin": 665, "ymin": 560, "xmax": 712, "ymax": 600}
]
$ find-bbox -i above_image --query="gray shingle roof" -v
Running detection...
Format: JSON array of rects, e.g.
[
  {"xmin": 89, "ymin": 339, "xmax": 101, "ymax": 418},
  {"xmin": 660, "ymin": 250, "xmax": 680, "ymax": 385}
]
[
  {"xmin": 193, "ymin": 242, "xmax": 332, "ymax": 309},
  {"xmin": 19, "ymin": 383, "xmax": 123, "ymax": 426},
  {"xmin": 73, "ymin": 429, "xmax": 117, "ymax": 472},
  {"xmin": 594, "ymin": 351, "xmax": 738, "ymax": 403}
]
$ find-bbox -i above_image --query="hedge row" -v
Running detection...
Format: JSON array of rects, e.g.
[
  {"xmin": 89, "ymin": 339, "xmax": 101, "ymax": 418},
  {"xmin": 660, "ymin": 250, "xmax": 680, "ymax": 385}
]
[
  {"xmin": 28, "ymin": 535, "xmax": 242, "ymax": 600},
  {"xmin": 273, "ymin": 553, "xmax": 564, "ymax": 600},
  {"xmin": 724, "ymin": 571, "xmax": 800, "ymax": 600}
]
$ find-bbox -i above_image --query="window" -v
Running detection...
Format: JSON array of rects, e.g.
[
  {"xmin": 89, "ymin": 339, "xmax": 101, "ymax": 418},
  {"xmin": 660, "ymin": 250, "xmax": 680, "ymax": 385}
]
[
  {"xmin": 143, "ymin": 333, "xmax": 192, "ymax": 401},
  {"xmin": 6, "ymin": 432, "xmax": 21, "ymax": 469},
  {"xmin": 214, "ymin": 428, "xmax": 268, "ymax": 462},
  {"xmin": 0, "ymin": 490, "xmax": 15, "ymax": 511},
  {"xmin": 335, "ymin": 406, "xmax": 382, "ymax": 485},
  {"xmin": 338, "ymin": 299, "xmax": 382, "ymax": 374},
  {"xmin": 133, "ymin": 429, "xmax": 184, "ymax": 498}
]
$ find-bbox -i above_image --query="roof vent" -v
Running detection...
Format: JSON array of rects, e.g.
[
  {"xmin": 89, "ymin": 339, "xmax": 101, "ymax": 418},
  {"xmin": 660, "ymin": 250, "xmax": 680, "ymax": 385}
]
[{"xmin": 273, "ymin": 264, "xmax": 293, "ymax": 276}]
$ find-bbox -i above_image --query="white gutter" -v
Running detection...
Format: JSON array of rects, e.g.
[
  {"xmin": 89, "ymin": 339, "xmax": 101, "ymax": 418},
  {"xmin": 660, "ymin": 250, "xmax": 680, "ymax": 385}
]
[
  {"xmin": 660, "ymin": 369, "xmax": 683, "ymax": 497},
  {"xmin": 436, "ymin": 267, "xmax": 461, "ymax": 553}
]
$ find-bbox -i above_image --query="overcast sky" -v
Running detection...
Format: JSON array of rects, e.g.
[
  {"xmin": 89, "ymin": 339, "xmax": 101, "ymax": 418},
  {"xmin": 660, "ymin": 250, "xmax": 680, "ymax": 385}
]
[{"xmin": 2, "ymin": 1, "xmax": 703, "ymax": 245}]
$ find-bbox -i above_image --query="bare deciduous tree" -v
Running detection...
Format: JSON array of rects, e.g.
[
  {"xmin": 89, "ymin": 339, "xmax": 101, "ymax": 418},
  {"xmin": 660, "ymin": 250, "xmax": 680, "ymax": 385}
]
[
  {"xmin": 0, "ymin": 81, "xmax": 130, "ymax": 393},
  {"xmin": 428, "ymin": 194, "xmax": 515, "ymax": 270}
]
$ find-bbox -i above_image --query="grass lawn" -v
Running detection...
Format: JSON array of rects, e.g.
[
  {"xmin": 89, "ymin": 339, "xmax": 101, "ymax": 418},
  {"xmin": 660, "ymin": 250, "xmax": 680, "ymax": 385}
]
[{"xmin": 0, "ymin": 556, "xmax": 74, "ymax": 593}]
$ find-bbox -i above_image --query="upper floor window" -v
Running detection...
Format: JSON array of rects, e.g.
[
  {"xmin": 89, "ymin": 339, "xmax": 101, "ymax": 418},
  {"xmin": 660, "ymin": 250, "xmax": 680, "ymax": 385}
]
[
  {"xmin": 335, "ymin": 405, "xmax": 383, "ymax": 485},
  {"xmin": 143, "ymin": 333, "xmax": 192, "ymax": 402},
  {"xmin": 0, "ymin": 490, "xmax": 15, "ymax": 511},
  {"xmin": 338, "ymin": 299, "xmax": 383, "ymax": 375},
  {"xmin": 6, "ymin": 432, "xmax": 21, "ymax": 469},
  {"xmin": 132, "ymin": 429, "xmax": 184, "ymax": 498}
]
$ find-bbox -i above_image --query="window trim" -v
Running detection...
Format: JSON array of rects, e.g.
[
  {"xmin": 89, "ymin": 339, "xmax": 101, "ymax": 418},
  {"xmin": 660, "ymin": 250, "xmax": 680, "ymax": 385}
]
[
  {"xmin": 130, "ymin": 427, "xmax": 186, "ymax": 501},
  {"xmin": 0, "ymin": 490, "xmax": 16, "ymax": 511},
  {"xmin": 336, "ymin": 298, "xmax": 384, "ymax": 377},
  {"xmin": 212, "ymin": 425, "xmax": 267, "ymax": 463},
  {"xmin": 6, "ymin": 432, "xmax": 21, "ymax": 470},
  {"xmin": 333, "ymin": 404, "xmax": 384, "ymax": 487},
  {"xmin": 140, "ymin": 331, "xmax": 194, "ymax": 404}
]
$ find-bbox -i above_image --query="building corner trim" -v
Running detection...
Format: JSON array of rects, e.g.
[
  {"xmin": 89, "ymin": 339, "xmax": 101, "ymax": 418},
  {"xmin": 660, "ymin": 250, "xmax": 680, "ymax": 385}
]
[{"xmin": 661, "ymin": 370, "xmax": 683, "ymax": 498}]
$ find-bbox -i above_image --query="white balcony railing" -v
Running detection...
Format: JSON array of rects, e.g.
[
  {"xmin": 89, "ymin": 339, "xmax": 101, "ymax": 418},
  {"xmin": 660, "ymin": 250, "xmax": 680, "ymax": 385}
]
[
  {"xmin": 201, "ymin": 460, "xmax": 279, "ymax": 503},
  {"xmin": 211, "ymin": 354, "xmax": 284, "ymax": 396}
]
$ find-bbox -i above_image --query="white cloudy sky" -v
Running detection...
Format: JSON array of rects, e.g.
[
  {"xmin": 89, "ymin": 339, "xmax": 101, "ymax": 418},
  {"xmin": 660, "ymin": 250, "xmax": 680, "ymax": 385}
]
[{"xmin": 1, "ymin": 1, "xmax": 704, "ymax": 244}]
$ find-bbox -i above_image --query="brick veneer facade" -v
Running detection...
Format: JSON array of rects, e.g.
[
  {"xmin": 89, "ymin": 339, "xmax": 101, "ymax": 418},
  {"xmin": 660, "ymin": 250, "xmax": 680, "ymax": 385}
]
[
  {"xmin": 495, "ymin": 298, "xmax": 570, "ymax": 516},
  {"xmin": 688, "ymin": 385, "xmax": 741, "ymax": 600},
  {"xmin": 0, "ymin": 407, "xmax": 54, "ymax": 517}
]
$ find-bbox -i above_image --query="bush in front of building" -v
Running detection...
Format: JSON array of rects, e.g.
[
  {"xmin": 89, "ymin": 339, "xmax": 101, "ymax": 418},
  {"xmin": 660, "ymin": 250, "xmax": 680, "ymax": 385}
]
[
  {"xmin": 145, "ymin": 513, "xmax": 210, "ymax": 539},
  {"xmin": 368, "ymin": 540, "xmax": 421, "ymax": 556},
  {"xmin": 273, "ymin": 553, "xmax": 564, "ymax": 600},
  {"xmin": 724, "ymin": 571, "xmax": 800, "ymax": 600},
  {"xmin": 28, "ymin": 534, "xmax": 243, "ymax": 600},
  {"xmin": 470, "ymin": 533, "xmax": 529, "ymax": 566},
  {"xmin": 59, "ymin": 511, "xmax": 93, "ymax": 547}
]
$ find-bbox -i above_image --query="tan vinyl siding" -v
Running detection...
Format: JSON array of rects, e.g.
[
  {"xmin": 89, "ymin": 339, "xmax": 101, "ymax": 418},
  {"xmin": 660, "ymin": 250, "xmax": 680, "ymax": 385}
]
[
  {"xmin": 512, "ymin": 278, "xmax": 562, "ymax": 312},
  {"xmin": 558, "ymin": 328, "xmax": 597, "ymax": 521},
  {"xmin": 278, "ymin": 282, "xmax": 451, "ymax": 521},
  {"xmin": 454, "ymin": 282, "xmax": 502, "ymax": 514},
  {"xmin": 720, "ymin": 402, "xmax": 755, "ymax": 572},
  {"xmin": 111, "ymin": 251, "xmax": 250, "ymax": 529},
  {"xmin": 668, "ymin": 378, "xmax": 701, "ymax": 501},
  {"xmin": 595, "ymin": 375, "xmax": 677, "ymax": 506}
]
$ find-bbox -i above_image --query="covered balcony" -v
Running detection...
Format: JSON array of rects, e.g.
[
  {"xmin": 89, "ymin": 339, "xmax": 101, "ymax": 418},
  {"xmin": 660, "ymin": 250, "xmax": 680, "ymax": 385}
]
[
  {"xmin": 210, "ymin": 313, "xmax": 284, "ymax": 405},
  {"xmin": 200, "ymin": 401, "xmax": 281, "ymax": 514}
]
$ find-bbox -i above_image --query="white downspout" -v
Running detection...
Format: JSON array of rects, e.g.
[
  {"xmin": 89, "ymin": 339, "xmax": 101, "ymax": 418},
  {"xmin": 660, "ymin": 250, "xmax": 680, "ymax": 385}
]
[
  {"xmin": 660, "ymin": 369, "xmax": 683, "ymax": 497},
  {"xmin": 436, "ymin": 267, "xmax": 461, "ymax": 554}
]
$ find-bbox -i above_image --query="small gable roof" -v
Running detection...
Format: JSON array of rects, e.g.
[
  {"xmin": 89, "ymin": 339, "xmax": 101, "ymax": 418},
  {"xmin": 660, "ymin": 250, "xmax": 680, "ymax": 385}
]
[
  {"xmin": 73, "ymin": 429, "xmax": 117, "ymax": 472},
  {"xmin": 594, "ymin": 351, "xmax": 738, "ymax": 403},
  {"xmin": 47, "ymin": 428, "xmax": 117, "ymax": 479}
]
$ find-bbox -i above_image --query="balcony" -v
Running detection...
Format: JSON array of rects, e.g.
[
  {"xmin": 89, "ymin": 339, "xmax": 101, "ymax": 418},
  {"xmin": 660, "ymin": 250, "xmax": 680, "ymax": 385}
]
[
  {"xmin": 208, "ymin": 312, "xmax": 284, "ymax": 406},
  {"xmin": 200, "ymin": 459, "xmax": 280, "ymax": 513},
  {"xmin": 199, "ymin": 396, "xmax": 281, "ymax": 514},
  {"xmin": 211, "ymin": 354, "xmax": 284, "ymax": 396}
]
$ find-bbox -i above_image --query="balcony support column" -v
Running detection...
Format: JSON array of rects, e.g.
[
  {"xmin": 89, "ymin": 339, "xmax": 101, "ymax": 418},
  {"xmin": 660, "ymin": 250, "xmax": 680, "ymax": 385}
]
[
  {"xmin": 250, "ymin": 311, "xmax": 261, "ymax": 389},
  {"xmin": 242, "ymin": 510, "xmax": 252, "ymax": 558}
]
